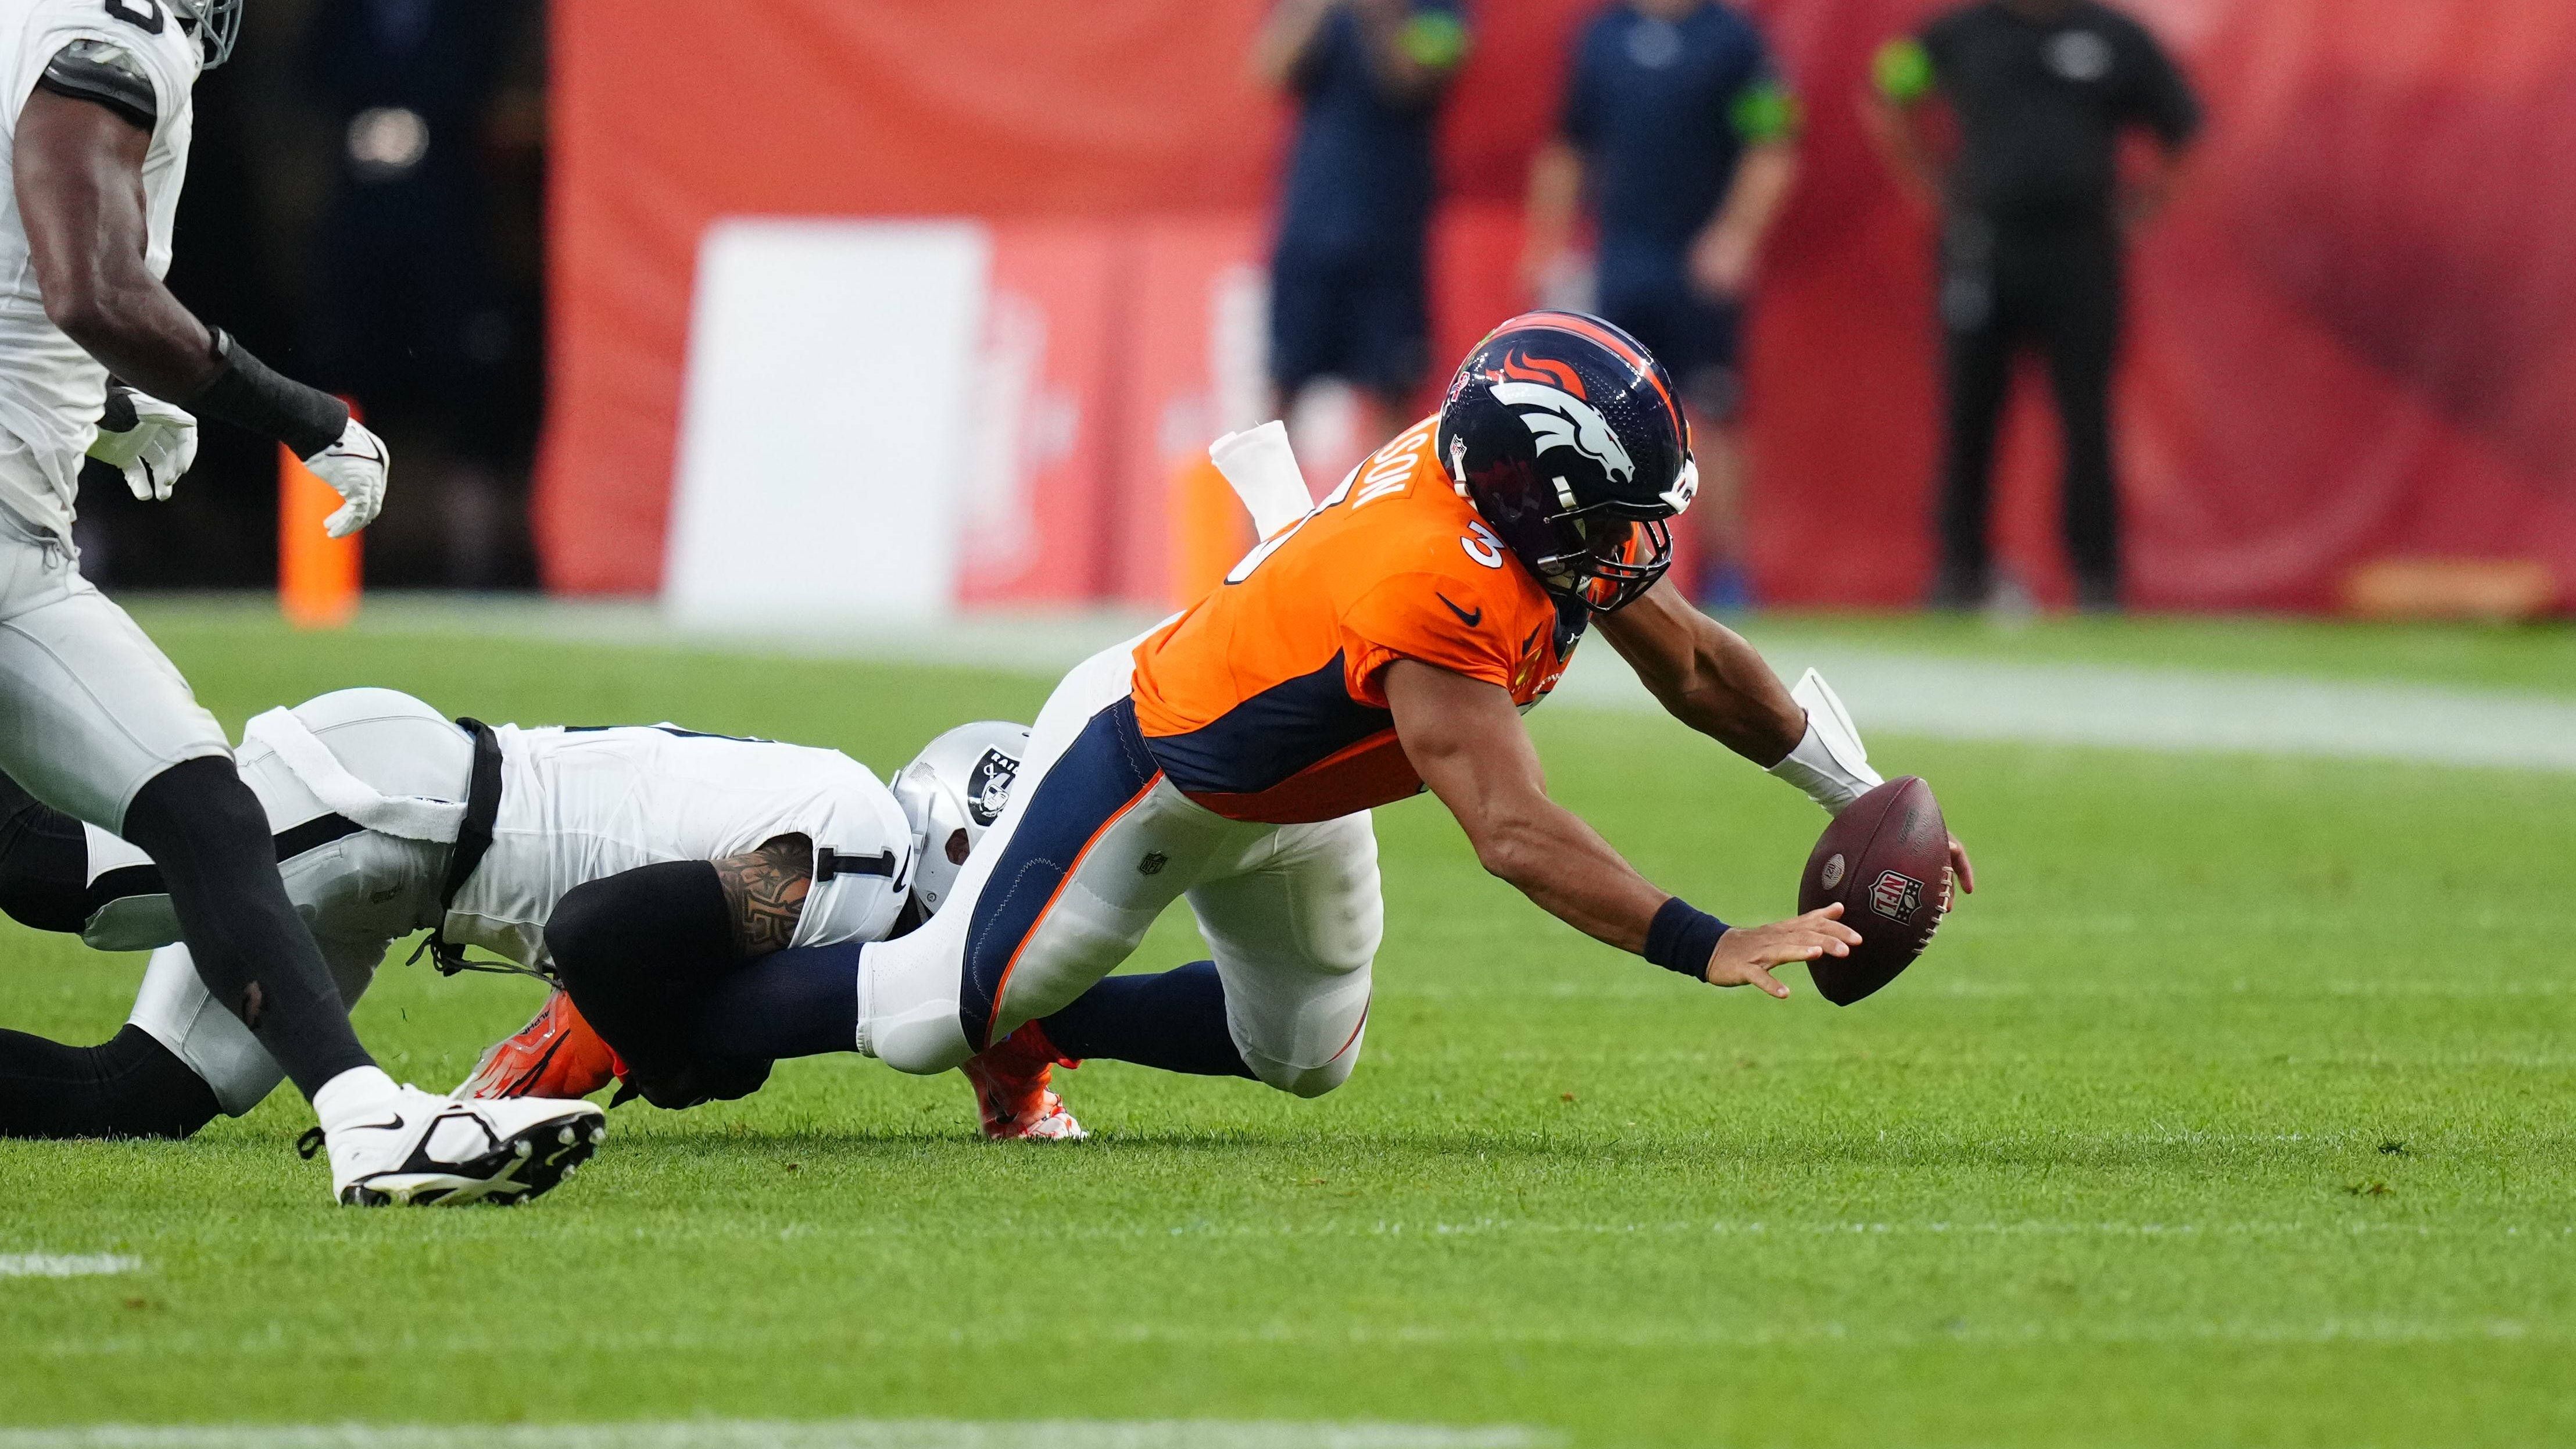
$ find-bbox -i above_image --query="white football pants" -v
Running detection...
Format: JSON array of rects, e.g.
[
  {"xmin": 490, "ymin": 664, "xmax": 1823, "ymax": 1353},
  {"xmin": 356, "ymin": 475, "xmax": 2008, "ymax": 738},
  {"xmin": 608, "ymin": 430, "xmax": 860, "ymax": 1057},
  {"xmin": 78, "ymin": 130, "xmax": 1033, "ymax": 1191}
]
[
  {"xmin": 858, "ymin": 639, "xmax": 1382, "ymax": 1097},
  {"xmin": 0, "ymin": 431, "xmax": 230, "ymax": 832},
  {"xmin": 106, "ymin": 689, "xmax": 464, "ymax": 1114}
]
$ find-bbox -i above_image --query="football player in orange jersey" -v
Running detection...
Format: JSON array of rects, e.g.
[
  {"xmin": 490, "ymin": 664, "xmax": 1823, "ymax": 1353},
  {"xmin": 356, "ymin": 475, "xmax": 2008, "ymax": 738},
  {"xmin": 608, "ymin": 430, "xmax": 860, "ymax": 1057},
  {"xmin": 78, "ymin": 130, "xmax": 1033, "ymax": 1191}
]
[{"xmin": 539, "ymin": 312, "xmax": 1973, "ymax": 1139}]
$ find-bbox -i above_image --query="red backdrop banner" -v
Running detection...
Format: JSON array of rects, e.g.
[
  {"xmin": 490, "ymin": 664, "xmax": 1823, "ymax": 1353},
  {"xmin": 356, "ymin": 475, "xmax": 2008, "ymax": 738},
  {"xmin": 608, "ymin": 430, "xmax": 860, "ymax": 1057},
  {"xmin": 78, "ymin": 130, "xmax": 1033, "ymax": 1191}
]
[{"xmin": 542, "ymin": 0, "xmax": 2576, "ymax": 610}]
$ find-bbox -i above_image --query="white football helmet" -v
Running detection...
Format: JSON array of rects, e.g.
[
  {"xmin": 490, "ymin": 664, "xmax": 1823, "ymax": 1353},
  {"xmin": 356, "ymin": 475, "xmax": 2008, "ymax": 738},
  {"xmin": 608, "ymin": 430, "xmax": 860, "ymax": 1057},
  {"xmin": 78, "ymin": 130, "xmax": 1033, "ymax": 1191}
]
[{"xmin": 890, "ymin": 721, "xmax": 1030, "ymax": 917}]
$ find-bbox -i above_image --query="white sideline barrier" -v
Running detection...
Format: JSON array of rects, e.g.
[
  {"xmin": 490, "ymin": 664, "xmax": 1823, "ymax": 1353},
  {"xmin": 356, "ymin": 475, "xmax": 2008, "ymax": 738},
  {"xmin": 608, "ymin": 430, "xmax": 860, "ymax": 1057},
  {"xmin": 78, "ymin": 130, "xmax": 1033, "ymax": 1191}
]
[{"xmin": 666, "ymin": 220, "xmax": 989, "ymax": 629}]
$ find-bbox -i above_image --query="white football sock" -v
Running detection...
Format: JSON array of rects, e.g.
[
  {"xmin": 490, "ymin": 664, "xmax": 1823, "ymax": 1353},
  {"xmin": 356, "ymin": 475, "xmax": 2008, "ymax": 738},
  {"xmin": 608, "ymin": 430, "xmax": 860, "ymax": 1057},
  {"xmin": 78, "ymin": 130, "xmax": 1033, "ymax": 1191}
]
[{"xmin": 312, "ymin": 1064, "xmax": 400, "ymax": 1130}]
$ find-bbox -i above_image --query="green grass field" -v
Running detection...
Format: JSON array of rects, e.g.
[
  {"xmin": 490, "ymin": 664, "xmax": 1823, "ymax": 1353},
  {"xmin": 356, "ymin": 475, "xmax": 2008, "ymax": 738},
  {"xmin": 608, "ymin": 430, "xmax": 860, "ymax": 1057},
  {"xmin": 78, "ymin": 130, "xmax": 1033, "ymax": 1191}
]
[{"xmin": 3, "ymin": 607, "xmax": 2573, "ymax": 1447}]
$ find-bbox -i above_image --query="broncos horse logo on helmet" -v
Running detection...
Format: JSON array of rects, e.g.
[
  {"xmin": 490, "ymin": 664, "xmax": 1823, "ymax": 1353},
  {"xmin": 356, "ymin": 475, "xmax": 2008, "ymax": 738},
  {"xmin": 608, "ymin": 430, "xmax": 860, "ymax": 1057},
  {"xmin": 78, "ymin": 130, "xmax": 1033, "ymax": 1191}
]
[
  {"xmin": 1486, "ymin": 382, "xmax": 1636, "ymax": 491},
  {"xmin": 1436, "ymin": 312, "xmax": 1697, "ymax": 613}
]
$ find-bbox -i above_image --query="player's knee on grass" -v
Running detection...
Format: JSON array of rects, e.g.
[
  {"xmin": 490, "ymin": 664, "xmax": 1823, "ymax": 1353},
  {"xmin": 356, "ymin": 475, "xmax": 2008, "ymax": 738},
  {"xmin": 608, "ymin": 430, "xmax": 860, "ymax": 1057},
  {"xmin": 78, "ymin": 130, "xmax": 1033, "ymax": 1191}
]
[
  {"xmin": 1240, "ymin": 1042, "xmax": 1358, "ymax": 1100},
  {"xmin": 1215, "ymin": 960, "xmax": 1373, "ymax": 1101}
]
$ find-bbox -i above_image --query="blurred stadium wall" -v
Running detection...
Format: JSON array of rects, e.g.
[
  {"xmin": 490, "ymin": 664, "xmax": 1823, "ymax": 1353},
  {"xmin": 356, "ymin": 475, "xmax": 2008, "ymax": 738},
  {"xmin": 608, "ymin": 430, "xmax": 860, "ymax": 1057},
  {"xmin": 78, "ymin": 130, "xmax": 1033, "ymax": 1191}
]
[{"xmin": 536, "ymin": 0, "xmax": 2576, "ymax": 614}]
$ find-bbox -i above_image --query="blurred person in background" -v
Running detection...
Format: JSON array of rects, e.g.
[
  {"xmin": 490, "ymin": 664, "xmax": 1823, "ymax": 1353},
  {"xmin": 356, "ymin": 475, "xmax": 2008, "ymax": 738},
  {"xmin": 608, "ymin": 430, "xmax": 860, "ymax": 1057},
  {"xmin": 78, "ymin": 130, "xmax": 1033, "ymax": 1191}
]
[
  {"xmin": 1253, "ymin": 0, "xmax": 1470, "ymax": 455},
  {"xmin": 1867, "ymin": 0, "xmax": 2198, "ymax": 613},
  {"xmin": 1523, "ymin": 0, "xmax": 1801, "ymax": 610},
  {"xmin": 300, "ymin": 0, "xmax": 543, "ymax": 588}
]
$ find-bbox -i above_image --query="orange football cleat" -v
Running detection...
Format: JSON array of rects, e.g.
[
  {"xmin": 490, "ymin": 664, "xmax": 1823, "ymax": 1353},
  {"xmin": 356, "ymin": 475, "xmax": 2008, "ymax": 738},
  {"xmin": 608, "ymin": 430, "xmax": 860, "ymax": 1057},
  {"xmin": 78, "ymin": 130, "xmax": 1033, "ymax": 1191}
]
[
  {"xmin": 455, "ymin": 989, "xmax": 624, "ymax": 1101},
  {"xmin": 960, "ymin": 1022, "xmax": 1087, "ymax": 1142}
]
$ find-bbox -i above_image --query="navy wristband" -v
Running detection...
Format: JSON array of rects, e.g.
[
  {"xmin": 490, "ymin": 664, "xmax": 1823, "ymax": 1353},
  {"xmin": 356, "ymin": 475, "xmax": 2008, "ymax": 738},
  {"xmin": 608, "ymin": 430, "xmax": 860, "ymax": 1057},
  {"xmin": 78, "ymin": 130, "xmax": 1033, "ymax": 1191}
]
[{"xmin": 1645, "ymin": 896, "xmax": 1730, "ymax": 980}]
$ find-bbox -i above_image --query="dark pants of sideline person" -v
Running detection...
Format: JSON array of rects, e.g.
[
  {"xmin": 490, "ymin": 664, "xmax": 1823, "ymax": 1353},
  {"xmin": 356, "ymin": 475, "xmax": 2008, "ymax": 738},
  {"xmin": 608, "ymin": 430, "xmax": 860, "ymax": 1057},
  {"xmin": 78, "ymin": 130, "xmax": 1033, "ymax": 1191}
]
[{"xmin": 1933, "ymin": 216, "xmax": 2124, "ymax": 609}]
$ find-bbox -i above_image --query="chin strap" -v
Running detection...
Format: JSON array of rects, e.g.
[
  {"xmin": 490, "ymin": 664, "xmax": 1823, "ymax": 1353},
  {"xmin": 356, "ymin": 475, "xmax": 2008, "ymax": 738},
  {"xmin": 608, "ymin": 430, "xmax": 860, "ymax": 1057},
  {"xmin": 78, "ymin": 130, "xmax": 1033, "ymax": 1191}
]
[{"xmin": 1766, "ymin": 668, "xmax": 1884, "ymax": 814}]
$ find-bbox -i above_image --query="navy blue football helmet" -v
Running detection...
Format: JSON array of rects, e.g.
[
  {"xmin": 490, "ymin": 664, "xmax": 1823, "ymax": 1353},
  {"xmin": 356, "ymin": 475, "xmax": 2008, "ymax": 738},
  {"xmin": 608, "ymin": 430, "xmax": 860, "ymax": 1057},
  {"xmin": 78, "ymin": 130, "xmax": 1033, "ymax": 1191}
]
[{"xmin": 1435, "ymin": 311, "xmax": 1697, "ymax": 613}]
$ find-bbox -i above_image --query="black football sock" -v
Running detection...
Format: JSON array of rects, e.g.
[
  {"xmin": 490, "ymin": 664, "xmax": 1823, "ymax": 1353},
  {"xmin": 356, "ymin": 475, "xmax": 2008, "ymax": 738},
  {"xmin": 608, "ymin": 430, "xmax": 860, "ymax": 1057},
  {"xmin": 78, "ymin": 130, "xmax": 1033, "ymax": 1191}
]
[
  {"xmin": 1038, "ymin": 961, "xmax": 1255, "ymax": 1079},
  {"xmin": 0, "ymin": 770, "xmax": 92, "ymax": 934},
  {"xmin": 690, "ymin": 944, "xmax": 862, "ymax": 1060},
  {"xmin": 120, "ymin": 759, "xmax": 373, "ymax": 1099},
  {"xmin": 0, "ymin": 1024, "xmax": 222, "ymax": 1139}
]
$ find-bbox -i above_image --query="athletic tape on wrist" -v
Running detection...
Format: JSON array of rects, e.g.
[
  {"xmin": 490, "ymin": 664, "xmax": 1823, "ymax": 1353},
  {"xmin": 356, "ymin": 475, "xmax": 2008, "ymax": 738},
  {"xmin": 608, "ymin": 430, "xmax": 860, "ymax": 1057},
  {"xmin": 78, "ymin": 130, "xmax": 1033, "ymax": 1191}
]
[
  {"xmin": 183, "ymin": 330, "xmax": 348, "ymax": 459},
  {"xmin": 1646, "ymin": 896, "xmax": 1730, "ymax": 980}
]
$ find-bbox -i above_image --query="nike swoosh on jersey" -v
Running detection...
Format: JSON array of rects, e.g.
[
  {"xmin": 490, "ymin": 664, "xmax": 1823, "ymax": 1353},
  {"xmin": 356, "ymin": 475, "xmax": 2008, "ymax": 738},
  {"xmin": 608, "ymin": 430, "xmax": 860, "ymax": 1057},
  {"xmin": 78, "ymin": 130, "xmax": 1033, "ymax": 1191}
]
[{"xmin": 1434, "ymin": 593, "xmax": 1483, "ymax": 628}]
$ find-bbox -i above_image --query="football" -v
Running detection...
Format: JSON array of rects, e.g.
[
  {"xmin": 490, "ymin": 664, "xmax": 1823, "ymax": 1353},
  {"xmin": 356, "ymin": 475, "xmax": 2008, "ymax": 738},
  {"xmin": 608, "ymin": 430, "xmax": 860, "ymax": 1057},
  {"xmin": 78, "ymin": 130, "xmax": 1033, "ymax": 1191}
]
[{"xmin": 1799, "ymin": 776, "xmax": 1954, "ymax": 1005}]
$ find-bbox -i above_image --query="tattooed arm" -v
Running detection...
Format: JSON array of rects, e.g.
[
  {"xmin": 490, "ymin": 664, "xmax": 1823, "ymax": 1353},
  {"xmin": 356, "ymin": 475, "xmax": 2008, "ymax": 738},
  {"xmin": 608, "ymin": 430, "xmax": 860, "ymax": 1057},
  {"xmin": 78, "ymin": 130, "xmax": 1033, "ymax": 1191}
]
[{"xmin": 711, "ymin": 834, "xmax": 813, "ymax": 958}]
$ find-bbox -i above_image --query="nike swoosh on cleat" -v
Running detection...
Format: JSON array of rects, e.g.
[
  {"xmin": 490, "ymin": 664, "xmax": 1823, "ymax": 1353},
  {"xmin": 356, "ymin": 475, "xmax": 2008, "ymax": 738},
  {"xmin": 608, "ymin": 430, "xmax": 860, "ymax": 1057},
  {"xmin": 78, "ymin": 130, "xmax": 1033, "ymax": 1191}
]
[
  {"xmin": 1434, "ymin": 593, "xmax": 1483, "ymax": 628},
  {"xmin": 347, "ymin": 1113, "xmax": 406, "ymax": 1133}
]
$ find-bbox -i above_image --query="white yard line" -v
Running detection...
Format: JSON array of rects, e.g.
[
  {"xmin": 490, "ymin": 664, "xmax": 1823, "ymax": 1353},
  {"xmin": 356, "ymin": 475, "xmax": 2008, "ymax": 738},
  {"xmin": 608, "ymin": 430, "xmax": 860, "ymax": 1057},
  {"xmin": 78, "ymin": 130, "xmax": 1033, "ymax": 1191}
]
[
  {"xmin": 0, "ymin": 1424, "xmax": 1552, "ymax": 1449},
  {"xmin": 0, "ymin": 1254, "xmax": 140, "ymax": 1279}
]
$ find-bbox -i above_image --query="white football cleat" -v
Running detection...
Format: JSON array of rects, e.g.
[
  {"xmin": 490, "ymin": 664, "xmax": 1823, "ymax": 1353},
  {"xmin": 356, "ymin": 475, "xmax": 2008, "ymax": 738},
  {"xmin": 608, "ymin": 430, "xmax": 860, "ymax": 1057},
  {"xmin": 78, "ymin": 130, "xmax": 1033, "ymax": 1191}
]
[{"xmin": 299, "ymin": 1085, "xmax": 605, "ymax": 1206}]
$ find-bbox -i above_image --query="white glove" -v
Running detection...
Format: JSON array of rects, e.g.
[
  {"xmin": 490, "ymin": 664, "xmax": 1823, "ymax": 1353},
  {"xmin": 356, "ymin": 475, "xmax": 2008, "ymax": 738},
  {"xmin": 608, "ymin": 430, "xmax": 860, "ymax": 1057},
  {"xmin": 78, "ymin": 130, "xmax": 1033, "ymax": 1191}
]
[
  {"xmin": 86, "ymin": 385, "xmax": 198, "ymax": 502},
  {"xmin": 1767, "ymin": 668, "xmax": 1884, "ymax": 814},
  {"xmin": 302, "ymin": 418, "xmax": 391, "ymax": 538}
]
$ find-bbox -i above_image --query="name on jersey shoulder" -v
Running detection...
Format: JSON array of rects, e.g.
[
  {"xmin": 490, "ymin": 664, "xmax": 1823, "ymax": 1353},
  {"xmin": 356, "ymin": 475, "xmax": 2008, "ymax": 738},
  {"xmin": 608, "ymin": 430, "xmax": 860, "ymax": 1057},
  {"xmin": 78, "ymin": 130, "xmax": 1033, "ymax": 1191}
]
[{"xmin": 1350, "ymin": 418, "xmax": 1439, "ymax": 510}]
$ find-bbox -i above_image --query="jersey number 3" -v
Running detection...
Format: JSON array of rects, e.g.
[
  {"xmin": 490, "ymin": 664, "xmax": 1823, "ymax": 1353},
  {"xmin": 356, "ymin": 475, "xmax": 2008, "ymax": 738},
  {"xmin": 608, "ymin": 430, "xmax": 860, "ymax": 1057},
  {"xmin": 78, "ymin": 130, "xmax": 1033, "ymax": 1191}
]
[{"xmin": 105, "ymin": 0, "xmax": 164, "ymax": 34}]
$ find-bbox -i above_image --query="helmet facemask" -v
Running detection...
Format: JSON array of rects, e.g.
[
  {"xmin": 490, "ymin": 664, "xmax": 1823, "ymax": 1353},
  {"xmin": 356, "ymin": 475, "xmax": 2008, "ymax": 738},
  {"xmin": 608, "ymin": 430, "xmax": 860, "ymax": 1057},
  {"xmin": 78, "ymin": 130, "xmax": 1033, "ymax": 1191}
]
[
  {"xmin": 1560, "ymin": 513, "xmax": 1676, "ymax": 613},
  {"xmin": 1458, "ymin": 433, "xmax": 1695, "ymax": 614},
  {"xmin": 169, "ymin": 0, "xmax": 244, "ymax": 70}
]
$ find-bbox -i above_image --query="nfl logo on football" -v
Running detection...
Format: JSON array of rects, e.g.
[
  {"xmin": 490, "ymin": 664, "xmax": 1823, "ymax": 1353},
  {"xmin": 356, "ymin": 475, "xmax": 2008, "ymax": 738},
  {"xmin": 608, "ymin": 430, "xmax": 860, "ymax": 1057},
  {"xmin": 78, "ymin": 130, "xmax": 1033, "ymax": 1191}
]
[{"xmin": 1870, "ymin": 870, "xmax": 1925, "ymax": 922}]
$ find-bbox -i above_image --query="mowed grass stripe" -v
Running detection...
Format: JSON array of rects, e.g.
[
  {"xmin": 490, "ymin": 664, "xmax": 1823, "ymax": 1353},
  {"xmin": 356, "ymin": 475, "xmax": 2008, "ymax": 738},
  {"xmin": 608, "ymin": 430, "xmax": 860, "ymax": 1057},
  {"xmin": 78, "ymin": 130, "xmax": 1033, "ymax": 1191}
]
[{"xmin": 0, "ymin": 1425, "xmax": 1552, "ymax": 1449}]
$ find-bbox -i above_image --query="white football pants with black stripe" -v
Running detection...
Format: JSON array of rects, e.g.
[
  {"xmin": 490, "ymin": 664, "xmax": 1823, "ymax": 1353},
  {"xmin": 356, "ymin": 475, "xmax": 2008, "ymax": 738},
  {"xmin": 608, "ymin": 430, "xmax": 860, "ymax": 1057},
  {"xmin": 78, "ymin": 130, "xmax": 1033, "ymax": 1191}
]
[{"xmin": 98, "ymin": 690, "xmax": 467, "ymax": 1115}]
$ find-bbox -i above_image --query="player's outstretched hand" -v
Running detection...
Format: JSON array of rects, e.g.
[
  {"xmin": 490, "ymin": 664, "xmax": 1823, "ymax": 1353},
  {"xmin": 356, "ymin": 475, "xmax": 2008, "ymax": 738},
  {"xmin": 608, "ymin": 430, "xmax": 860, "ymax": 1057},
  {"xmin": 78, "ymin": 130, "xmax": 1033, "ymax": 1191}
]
[
  {"xmin": 305, "ymin": 418, "xmax": 391, "ymax": 537},
  {"xmin": 87, "ymin": 385, "xmax": 198, "ymax": 502},
  {"xmin": 1948, "ymin": 833, "xmax": 1977, "ymax": 896},
  {"xmin": 1704, "ymin": 903, "xmax": 1863, "ymax": 999}
]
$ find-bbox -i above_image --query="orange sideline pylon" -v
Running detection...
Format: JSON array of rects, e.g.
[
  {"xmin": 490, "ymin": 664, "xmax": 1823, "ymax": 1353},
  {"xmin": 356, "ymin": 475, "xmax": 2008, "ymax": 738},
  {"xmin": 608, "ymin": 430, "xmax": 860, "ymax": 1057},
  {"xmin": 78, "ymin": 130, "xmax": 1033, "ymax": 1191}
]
[
  {"xmin": 278, "ymin": 418, "xmax": 360, "ymax": 629},
  {"xmin": 1169, "ymin": 452, "xmax": 1252, "ymax": 609}
]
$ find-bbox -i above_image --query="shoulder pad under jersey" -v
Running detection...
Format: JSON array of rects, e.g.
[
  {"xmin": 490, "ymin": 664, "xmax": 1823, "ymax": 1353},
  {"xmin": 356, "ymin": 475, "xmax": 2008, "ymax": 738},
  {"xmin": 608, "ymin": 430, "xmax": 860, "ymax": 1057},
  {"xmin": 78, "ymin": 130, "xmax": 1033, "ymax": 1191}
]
[{"xmin": 38, "ymin": 39, "xmax": 156, "ymax": 130}]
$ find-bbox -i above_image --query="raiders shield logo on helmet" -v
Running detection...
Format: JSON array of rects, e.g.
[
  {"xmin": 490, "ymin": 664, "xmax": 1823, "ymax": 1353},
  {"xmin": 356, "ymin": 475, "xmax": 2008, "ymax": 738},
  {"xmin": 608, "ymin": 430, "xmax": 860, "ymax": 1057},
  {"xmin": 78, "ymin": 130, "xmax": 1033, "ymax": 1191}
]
[{"xmin": 967, "ymin": 749, "xmax": 1018, "ymax": 827}]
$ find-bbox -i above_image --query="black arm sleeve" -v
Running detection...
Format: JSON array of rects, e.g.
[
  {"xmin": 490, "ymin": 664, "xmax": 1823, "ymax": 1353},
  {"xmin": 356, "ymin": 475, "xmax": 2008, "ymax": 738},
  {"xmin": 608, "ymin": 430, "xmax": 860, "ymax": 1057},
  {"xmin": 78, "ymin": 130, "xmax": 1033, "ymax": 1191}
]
[
  {"xmin": 178, "ymin": 330, "xmax": 349, "ymax": 459},
  {"xmin": 546, "ymin": 863, "xmax": 771, "ymax": 1108},
  {"xmin": 35, "ymin": 41, "xmax": 156, "ymax": 132}
]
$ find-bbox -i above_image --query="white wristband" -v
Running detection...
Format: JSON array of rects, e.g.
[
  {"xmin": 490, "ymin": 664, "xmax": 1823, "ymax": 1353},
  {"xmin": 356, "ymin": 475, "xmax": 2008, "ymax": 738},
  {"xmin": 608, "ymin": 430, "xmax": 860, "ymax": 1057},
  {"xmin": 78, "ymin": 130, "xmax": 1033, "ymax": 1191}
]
[{"xmin": 1765, "ymin": 668, "xmax": 1883, "ymax": 814}]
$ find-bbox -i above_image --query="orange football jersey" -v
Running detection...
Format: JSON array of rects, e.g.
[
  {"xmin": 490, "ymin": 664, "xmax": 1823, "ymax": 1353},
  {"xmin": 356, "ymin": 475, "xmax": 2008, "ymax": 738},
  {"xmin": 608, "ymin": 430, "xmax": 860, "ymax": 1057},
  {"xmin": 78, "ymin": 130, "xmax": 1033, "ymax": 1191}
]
[{"xmin": 1132, "ymin": 417, "xmax": 1584, "ymax": 824}]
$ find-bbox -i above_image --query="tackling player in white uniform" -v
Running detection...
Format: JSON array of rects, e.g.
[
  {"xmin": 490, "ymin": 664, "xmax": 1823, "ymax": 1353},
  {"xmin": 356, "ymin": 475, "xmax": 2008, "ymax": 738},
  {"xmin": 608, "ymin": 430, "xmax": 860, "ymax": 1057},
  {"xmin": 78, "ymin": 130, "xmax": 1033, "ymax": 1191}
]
[
  {"xmin": 0, "ymin": 688, "xmax": 1040, "ymax": 1139},
  {"xmin": 0, "ymin": 0, "xmax": 606, "ymax": 1203}
]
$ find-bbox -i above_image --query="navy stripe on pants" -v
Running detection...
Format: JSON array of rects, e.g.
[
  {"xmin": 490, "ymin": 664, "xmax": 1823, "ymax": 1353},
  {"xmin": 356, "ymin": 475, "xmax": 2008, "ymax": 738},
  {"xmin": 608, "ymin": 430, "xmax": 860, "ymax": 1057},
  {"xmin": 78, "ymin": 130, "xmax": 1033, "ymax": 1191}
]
[{"xmin": 958, "ymin": 697, "xmax": 1161, "ymax": 1051}]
